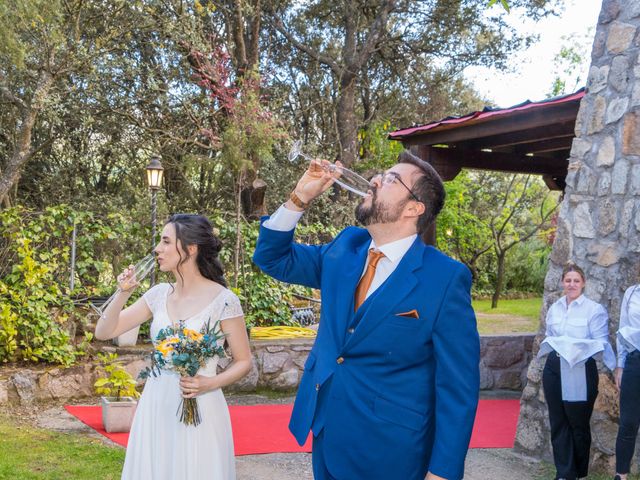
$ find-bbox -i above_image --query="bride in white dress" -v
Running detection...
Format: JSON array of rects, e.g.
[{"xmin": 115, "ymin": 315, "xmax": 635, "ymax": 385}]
[{"xmin": 95, "ymin": 214, "xmax": 252, "ymax": 480}]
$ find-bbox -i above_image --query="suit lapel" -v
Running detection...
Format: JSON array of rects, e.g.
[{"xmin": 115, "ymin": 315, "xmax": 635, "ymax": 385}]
[{"xmin": 343, "ymin": 237, "xmax": 425, "ymax": 351}]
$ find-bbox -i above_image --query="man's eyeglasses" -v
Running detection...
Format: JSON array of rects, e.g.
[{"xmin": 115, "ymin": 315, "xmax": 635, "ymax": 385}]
[{"xmin": 370, "ymin": 172, "xmax": 420, "ymax": 202}]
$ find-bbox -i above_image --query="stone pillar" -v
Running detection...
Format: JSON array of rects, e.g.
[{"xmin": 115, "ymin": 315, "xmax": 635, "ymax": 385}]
[{"xmin": 515, "ymin": 0, "xmax": 640, "ymax": 471}]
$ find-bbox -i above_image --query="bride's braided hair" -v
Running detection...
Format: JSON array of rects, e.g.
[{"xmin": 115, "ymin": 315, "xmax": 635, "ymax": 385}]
[{"xmin": 166, "ymin": 214, "xmax": 227, "ymax": 287}]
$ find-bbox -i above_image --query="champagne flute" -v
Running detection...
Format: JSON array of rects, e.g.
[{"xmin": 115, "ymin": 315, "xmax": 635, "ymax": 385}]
[
  {"xmin": 288, "ymin": 140, "xmax": 371, "ymax": 197},
  {"xmin": 90, "ymin": 254, "xmax": 156, "ymax": 318}
]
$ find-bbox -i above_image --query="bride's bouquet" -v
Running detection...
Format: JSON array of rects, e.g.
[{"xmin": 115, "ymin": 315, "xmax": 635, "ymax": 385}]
[{"xmin": 139, "ymin": 319, "xmax": 226, "ymax": 426}]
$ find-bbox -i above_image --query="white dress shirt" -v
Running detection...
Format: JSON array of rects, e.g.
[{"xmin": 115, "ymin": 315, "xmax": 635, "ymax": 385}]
[
  {"xmin": 618, "ymin": 285, "xmax": 640, "ymax": 368},
  {"xmin": 538, "ymin": 294, "xmax": 615, "ymax": 401},
  {"xmin": 263, "ymin": 205, "xmax": 417, "ymax": 299}
]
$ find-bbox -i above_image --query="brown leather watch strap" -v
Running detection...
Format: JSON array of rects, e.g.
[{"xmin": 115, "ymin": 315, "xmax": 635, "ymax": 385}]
[{"xmin": 289, "ymin": 190, "xmax": 309, "ymax": 209}]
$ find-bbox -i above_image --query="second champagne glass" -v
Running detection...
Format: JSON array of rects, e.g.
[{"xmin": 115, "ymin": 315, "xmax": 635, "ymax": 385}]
[
  {"xmin": 90, "ymin": 253, "xmax": 156, "ymax": 318},
  {"xmin": 288, "ymin": 140, "xmax": 371, "ymax": 197}
]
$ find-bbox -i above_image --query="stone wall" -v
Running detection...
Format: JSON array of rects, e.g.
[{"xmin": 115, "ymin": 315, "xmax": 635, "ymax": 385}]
[
  {"xmin": 229, "ymin": 334, "xmax": 535, "ymax": 393},
  {"xmin": 0, "ymin": 348, "xmax": 149, "ymax": 406},
  {"xmin": 220, "ymin": 338, "xmax": 313, "ymax": 393},
  {"xmin": 479, "ymin": 334, "xmax": 534, "ymax": 391},
  {"xmin": 515, "ymin": 0, "xmax": 640, "ymax": 471},
  {"xmin": 0, "ymin": 334, "xmax": 534, "ymax": 406}
]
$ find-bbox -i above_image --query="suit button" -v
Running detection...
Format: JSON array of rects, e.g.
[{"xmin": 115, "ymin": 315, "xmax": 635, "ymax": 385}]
[
  {"xmin": 347, "ymin": 328, "xmax": 355, "ymax": 334},
  {"xmin": 315, "ymin": 383, "xmax": 320, "ymax": 391},
  {"xmin": 336, "ymin": 357, "xmax": 344, "ymax": 364}
]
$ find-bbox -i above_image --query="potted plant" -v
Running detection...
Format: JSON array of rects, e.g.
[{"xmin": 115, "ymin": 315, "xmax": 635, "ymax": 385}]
[{"xmin": 94, "ymin": 352, "xmax": 140, "ymax": 433}]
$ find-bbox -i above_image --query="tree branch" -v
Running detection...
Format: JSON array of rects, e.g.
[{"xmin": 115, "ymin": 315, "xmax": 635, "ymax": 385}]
[
  {"xmin": 0, "ymin": 68, "xmax": 55, "ymax": 201},
  {"xmin": 0, "ymin": 84, "xmax": 27, "ymax": 112},
  {"xmin": 355, "ymin": 0, "xmax": 396, "ymax": 69},
  {"xmin": 272, "ymin": 16, "xmax": 342, "ymax": 74}
]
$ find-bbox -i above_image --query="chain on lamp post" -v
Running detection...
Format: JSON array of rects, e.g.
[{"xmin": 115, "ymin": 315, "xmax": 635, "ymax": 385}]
[{"xmin": 146, "ymin": 156, "xmax": 164, "ymax": 286}]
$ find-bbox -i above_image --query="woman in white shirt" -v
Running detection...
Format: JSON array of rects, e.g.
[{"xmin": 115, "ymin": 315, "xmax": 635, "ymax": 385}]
[
  {"xmin": 613, "ymin": 285, "xmax": 640, "ymax": 480},
  {"xmin": 539, "ymin": 263, "xmax": 615, "ymax": 480}
]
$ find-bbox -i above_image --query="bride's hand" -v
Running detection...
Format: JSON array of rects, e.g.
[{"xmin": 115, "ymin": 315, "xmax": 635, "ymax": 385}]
[
  {"xmin": 180, "ymin": 375, "xmax": 215, "ymax": 398},
  {"xmin": 117, "ymin": 265, "xmax": 139, "ymax": 292}
]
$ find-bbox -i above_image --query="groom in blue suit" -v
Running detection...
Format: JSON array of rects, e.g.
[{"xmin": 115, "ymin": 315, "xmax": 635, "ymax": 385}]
[{"xmin": 253, "ymin": 151, "xmax": 480, "ymax": 480}]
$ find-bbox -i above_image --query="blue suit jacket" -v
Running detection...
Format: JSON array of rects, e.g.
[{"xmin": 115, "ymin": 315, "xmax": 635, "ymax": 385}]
[{"xmin": 253, "ymin": 222, "xmax": 480, "ymax": 480}]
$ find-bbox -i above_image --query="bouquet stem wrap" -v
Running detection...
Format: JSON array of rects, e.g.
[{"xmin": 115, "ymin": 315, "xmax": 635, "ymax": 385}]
[{"xmin": 178, "ymin": 397, "xmax": 202, "ymax": 426}]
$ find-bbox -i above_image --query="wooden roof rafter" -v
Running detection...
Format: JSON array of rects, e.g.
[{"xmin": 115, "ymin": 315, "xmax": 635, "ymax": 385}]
[{"xmin": 388, "ymin": 88, "xmax": 585, "ymax": 191}]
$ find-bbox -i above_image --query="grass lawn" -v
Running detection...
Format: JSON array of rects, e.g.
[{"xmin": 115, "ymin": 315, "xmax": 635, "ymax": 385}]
[
  {"xmin": 536, "ymin": 461, "xmax": 640, "ymax": 480},
  {"xmin": 0, "ymin": 411, "xmax": 636, "ymax": 480},
  {"xmin": 0, "ymin": 414, "xmax": 124, "ymax": 480},
  {"xmin": 472, "ymin": 297, "xmax": 542, "ymax": 335}
]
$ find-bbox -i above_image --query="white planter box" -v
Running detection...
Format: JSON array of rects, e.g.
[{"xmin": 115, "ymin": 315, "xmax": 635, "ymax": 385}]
[{"xmin": 101, "ymin": 396, "xmax": 138, "ymax": 433}]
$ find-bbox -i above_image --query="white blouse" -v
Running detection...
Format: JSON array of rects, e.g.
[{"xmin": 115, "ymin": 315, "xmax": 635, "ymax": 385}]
[
  {"xmin": 538, "ymin": 294, "xmax": 615, "ymax": 401},
  {"xmin": 618, "ymin": 285, "xmax": 640, "ymax": 368}
]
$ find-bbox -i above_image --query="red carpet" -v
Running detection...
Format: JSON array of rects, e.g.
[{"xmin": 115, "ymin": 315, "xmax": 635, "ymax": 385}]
[
  {"xmin": 469, "ymin": 399, "xmax": 520, "ymax": 449},
  {"xmin": 65, "ymin": 399, "xmax": 519, "ymax": 454}
]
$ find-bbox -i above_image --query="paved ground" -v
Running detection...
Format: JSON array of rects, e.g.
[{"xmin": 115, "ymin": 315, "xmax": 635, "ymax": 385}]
[
  {"xmin": 234, "ymin": 448, "xmax": 547, "ymax": 480},
  {"xmin": 25, "ymin": 390, "xmax": 550, "ymax": 480}
]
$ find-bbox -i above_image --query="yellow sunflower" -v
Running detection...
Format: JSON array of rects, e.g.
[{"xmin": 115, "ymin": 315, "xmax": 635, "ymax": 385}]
[
  {"xmin": 183, "ymin": 328, "xmax": 203, "ymax": 342},
  {"xmin": 156, "ymin": 338, "xmax": 177, "ymax": 356}
]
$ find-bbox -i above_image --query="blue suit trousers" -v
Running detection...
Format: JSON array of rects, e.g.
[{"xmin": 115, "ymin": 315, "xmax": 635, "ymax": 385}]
[{"xmin": 312, "ymin": 430, "xmax": 338, "ymax": 480}]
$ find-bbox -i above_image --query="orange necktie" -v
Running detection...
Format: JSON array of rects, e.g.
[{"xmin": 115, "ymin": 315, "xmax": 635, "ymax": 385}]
[{"xmin": 354, "ymin": 249, "xmax": 385, "ymax": 310}]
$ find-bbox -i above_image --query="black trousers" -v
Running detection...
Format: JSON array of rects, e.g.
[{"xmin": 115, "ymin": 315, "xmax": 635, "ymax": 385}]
[
  {"xmin": 543, "ymin": 354, "xmax": 598, "ymax": 480},
  {"xmin": 616, "ymin": 350, "xmax": 640, "ymax": 474}
]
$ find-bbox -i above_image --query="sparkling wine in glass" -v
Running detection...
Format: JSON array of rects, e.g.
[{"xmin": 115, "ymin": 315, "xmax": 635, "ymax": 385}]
[
  {"xmin": 288, "ymin": 140, "xmax": 371, "ymax": 197},
  {"xmin": 90, "ymin": 253, "xmax": 156, "ymax": 318}
]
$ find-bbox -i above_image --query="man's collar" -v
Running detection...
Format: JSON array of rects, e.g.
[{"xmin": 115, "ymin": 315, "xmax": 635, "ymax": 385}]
[{"xmin": 369, "ymin": 234, "xmax": 417, "ymax": 263}]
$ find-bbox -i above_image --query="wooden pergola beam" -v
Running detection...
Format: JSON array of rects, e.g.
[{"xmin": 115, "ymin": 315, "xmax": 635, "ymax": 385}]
[
  {"xmin": 456, "ymin": 122, "xmax": 576, "ymax": 150},
  {"xmin": 402, "ymin": 102, "xmax": 579, "ymax": 147},
  {"xmin": 506, "ymin": 136, "xmax": 574, "ymax": 154},
  {"xmin": 415, "ymin": 146, "xmax": 568, "ymax": 177}
]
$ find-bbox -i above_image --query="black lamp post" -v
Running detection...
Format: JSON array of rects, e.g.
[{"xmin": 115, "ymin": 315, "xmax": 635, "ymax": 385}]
[{"xmin": 145, "ymin": 156, "xmax": 164, "ymax": 286}]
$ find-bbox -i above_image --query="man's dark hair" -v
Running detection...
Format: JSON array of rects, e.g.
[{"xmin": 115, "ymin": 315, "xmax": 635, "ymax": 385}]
[{"xmin": 397, "ymin": 150, "xmax": 445, "ymax": 235}]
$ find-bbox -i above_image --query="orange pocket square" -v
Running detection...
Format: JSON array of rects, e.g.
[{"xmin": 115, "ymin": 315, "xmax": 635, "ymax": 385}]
[{"xmin": 395, "ymin": 309, "xmax": 419, "ymax": 319}]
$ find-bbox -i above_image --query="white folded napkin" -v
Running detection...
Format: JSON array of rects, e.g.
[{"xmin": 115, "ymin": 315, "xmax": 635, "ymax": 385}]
[{"xmin": 538, "ymin": 336, "xmax": 612, "ymax": 401}]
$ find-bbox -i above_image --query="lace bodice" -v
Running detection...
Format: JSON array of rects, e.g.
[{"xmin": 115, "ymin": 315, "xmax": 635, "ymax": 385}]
[{"xmin": 143, "ymin": 283, "xmax": 244, "ymax": 375}]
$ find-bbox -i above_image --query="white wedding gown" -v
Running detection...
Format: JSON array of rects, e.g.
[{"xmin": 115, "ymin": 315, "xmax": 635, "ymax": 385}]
[{"xmin": 121, "ymin": 283, "xmax": 242, "ymax": 480}]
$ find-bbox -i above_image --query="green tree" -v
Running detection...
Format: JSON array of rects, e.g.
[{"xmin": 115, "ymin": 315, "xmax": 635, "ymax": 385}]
[
  {"xmin": 268, "ymin": 0, "xmax": 560, "ymax": 167},
  {"xmin": 474, "ymin": 172, "xmax": 558, "ymax": 307},
  {"xmin": 436, "ymin": 172, "xmax": 493, "ymax": 284},
  {"xmin": 548, "ymin": 31, "xmax": 591, "ymax": 96},
  {"xmin": 437, "ymin": 171, "xmax": 558, "ymax": 304},
  {"xmin": 0, "ymin": 0, "xmax": 149, "ymax": 205}
]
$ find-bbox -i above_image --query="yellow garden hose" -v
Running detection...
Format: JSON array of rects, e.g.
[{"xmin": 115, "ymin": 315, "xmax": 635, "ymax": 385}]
[{"xmin": 250, "ymin": 326, "xmax": 317, "ymax": 339}]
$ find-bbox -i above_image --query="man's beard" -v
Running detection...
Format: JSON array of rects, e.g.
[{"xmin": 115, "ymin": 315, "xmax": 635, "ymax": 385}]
[{"xmin": 355, "ymin": 189, "xmax": 406, "ymax": 226}]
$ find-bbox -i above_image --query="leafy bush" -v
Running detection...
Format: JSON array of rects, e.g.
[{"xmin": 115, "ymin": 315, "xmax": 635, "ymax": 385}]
[
  {"xmin": 233, "ymin": 272, "xmax": 300, "ymax": 327},
  {"xmin": 0, "ymin": 195, "xmax": 342, "ymax": 361},
  {"xmin": 504, "ymin": 237, "xmax": 551, "ymax": 294},
  {"xmin": 0, "ymin": 236, "xmax": 77, "ymax": 365},
  {"xmin": 94, "ymin": 353, "xmax": 140, "ymax": 399},
  {"xmin": 0, "ymin": 204, "xmax": 152, "ymax": 297},
  {"xmin": 212, "ymin": 216, "xmax": 320, "ymax": 327},
  {"xmin": 0, "ymin": 204, "xmax": 153, "ymax": 365}
]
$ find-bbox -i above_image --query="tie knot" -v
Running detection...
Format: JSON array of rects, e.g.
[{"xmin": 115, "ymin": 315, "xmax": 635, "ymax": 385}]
[{"xmin": 368, "ymin": 249, "xmax": 385, "ymax": 267}]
